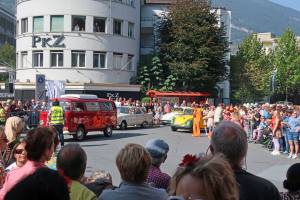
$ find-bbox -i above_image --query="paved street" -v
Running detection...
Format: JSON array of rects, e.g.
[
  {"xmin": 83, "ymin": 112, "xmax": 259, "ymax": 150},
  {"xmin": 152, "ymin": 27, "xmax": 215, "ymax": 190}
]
[{"xmin": 64, "ymin": 126, "xmax": 298, "ymax": 192}]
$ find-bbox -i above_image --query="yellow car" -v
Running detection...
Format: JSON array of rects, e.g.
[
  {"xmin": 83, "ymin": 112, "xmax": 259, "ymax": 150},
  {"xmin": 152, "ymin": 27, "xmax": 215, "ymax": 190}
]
[{"xmin": 170, "ymin": 108, "xmax": 204, "ymax": 132}]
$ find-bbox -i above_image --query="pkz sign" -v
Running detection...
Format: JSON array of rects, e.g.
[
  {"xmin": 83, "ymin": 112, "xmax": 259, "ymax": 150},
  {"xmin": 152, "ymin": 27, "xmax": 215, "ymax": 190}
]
[{"xmin": 32, "ymin": 35, "xmax": 66, "ymax": 48}]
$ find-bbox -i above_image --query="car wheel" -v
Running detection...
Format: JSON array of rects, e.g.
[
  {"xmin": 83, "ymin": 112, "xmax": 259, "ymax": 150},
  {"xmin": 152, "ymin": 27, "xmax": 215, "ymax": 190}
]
[
  {"xmin": 120, "ymin": 121, "xmax": 127, "ymax": 130},
  {"xmin": 171, "ymin": 126, "xmax": 177, "ymax": 131},
  {"xmin": 74, "ymin": 126, "xmax": 85, "ymax": 141},
  {"xmin": 141, "ymin": 121, "xmax": 148, "ymax": 128},
  {"xmin": 104, "ymin": 126, "xmax": 113, "ymax": 137}
]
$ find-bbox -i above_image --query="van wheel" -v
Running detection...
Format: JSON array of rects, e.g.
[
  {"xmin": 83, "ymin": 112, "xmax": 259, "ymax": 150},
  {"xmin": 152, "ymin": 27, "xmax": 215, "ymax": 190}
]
[
  {"xmin": 104, "ymin": 126, "xmax": 113, "ymax": 137},
  {"xmin": 74, "ymin": 126, "xmax": 85, "ymax": 141},
  {"xmin": 120, "ymin": 121, "xmax": 127, "ymax": 130}
]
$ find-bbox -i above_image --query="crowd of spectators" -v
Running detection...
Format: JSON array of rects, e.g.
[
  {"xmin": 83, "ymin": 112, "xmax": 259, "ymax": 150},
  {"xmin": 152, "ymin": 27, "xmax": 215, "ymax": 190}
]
[
  {"xmin": 0, "ymin": 114, "xmax": 296, "ymax": 199},
  {"xmin": 0, "ymin": 97, "xmax": 299, "ymax": 199}
]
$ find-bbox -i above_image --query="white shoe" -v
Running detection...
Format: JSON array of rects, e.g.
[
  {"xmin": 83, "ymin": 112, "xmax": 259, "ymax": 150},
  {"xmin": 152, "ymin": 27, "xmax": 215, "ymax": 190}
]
[
  {"xmin": 292, "ymin": 154, "xmax": 298, "ymax": 159},
  {"xmin": 271, "ymin": 150, "xmax": 280, "ymax": 155},
  {"xmin": 288, "ymin": 154, "xmax": 293, "ymax": 158}
]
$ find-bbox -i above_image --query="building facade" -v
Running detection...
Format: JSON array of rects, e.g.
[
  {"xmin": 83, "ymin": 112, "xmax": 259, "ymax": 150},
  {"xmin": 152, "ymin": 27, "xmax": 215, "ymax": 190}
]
[
  {"xmin": 141, "ymin": 0, "xmax": 232, "ymax": 103},
  {"xmin": 0, "ymin": 6, "xmax": 15, "ymax": 47},
  {"xmin": 15, "ymin": 0, "xmax": 141, "ymax": 99}
]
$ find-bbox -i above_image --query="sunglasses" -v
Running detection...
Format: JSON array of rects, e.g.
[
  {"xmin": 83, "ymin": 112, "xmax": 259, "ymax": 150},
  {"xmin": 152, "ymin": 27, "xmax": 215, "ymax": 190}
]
[{"xmin": 15, "ymin": 149, "xmax": 25, "ymax": 154}]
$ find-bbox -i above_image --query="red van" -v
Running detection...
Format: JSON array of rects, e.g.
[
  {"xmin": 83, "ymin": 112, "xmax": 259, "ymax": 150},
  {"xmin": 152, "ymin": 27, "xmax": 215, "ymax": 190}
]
[{"xmin": 40, "ymin": 94, "xmax": 117, "ymax": 141}]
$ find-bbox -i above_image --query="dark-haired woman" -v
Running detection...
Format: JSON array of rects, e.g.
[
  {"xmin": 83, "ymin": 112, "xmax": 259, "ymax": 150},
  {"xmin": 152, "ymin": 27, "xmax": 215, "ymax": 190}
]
[
  {"xmin": 280, "ymin": 163, "xmax": 300, "ymax": 200},
  {"xmin": 0, "ymin": 127, "xmax": 54, "ymax": 199}
]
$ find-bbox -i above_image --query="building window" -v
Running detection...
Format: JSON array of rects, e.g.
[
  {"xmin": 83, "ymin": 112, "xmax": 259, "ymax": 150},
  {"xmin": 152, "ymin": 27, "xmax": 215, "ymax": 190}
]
[
  {"xmin": 21, "ymin": 52, "xmax": 28, "ymax": 68},
  {"xmin": 51, "ymin": 16, "xmax": 64, "ymax": 32},
  {"xmin": 33, "ymin": 51, "xmax": 43, "ymax": 67},
  {"xmin": 113, "ymin": 20, "xmax": 122, "ymax": 35},
  {"xmin": 33, "ymin": 16, "xmax": 44, "ymax": 33},
  {"xmin": 94, "ymin": 17, "xmax": 106, "ymax": 33},
  {"xmin": 16, "ymin": 21, "xmax": 19, "ymax": 35},
  {"xmin": 93, "ymin": 52, "xmax": 106, "ymax": 68},
  {"xmin": 16, "ymin": 53, "xmax": 18, "ymax": 68},
  {"xmin": 72, "ymin": 16, "xmax": 86, "ymax": 31},
  {"xmin": 113, "ymin": 53, "xmax": 123, "ymax": 69},
  {"xmin": 72, "ymin": 51, "xmax": 85, "ymax": 67},
  {"xmin": 127, "ymin": 55, "xmax": 133, "ymax": 70},
  {"xmin": 50, "ymin": 51, "xmax": 64, "ymax": 67},
  {"xmin": 21, "ymin": 18, "xmax": 28, "ymax": 33},
  {"xmin": 128, "ymin": 22, "xmax": 134, "ymax": 38}
]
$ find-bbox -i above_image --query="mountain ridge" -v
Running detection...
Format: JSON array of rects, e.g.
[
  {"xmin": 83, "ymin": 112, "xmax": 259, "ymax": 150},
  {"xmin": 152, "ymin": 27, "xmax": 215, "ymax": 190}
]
[{"xmin": 212, "ymin": 0, "xmax": 300, "ymax": 43}]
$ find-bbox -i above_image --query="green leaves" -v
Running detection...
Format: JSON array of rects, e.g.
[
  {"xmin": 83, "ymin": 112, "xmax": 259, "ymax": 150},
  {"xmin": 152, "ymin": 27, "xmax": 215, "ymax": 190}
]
[
  {"xmin": 274, "ymin": 28, "xmax": 300, "ymax": 96},
  {"xmin": 0, "ymin": 43, "xmax": 16, "ymax": 69},
  {"xmin": 230, "ymin": 33, "xmax": 272, "ymax": 103},
  {"xmin": 158, "ymin": 0, "xmax": 228, "ymax": 92}
]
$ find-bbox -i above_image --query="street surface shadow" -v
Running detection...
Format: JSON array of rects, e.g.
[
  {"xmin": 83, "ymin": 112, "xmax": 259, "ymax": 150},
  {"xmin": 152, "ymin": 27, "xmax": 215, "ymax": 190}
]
[
  {"xmin": 65, "ymin": 132, "xmax": 147, "ymax": 142},
  {"xmin": 80, "ymin": 144, "xmax": 108, "ymax": 147}
]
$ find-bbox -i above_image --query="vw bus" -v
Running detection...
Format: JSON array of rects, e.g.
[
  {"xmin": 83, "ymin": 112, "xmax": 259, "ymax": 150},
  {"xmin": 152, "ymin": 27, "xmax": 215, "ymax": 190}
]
[{"xmin": 40, "ymin": 94, "xmax": 117, "ymax": 141}]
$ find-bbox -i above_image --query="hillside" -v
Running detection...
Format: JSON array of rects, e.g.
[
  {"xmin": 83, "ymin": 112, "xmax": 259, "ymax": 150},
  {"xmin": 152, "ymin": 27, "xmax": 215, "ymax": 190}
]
[{"xmin": 212, "ymin": 0, "xmax": 300, "ymax": 43}]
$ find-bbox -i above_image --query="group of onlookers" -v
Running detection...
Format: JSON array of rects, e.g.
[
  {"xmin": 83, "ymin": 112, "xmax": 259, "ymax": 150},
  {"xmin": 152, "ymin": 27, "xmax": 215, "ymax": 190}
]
[
  {"xmin": 0, "ymin": 116, "xmax": 298, "ymax": 199},
  {"xmin": 201, "ymin": 103, "xmax": 300, "ymax": 160}
]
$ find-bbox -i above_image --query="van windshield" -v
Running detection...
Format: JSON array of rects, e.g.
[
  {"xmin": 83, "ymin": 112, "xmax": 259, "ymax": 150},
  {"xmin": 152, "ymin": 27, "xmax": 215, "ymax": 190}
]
[{"xmin": 60, "ymin": 101, "xmax": 71, "ymax": 111}]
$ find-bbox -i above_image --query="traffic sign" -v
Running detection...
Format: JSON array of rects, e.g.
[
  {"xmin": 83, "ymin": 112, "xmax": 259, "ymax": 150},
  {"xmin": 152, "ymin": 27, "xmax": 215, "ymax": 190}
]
[{"xmin": 35, "ymin": 74, "xmax": 46, "ymax": 101}]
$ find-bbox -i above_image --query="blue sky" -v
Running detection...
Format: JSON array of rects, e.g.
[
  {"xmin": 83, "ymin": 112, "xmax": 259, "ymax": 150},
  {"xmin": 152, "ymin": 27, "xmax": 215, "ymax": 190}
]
[{"xmin": 270, "ymin": 0, "xmax": 300, "ymax": 12}]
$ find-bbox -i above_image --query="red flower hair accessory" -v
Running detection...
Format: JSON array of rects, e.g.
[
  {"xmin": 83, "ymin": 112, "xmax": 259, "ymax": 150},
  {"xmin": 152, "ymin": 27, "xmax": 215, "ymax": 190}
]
[
  {"xmin": 179, "ymin": 154, "xmax": 200, "ymax": 167},
  {"xmin": 58, "ymin": 169, "xmax": 72, "ymax": 186}
]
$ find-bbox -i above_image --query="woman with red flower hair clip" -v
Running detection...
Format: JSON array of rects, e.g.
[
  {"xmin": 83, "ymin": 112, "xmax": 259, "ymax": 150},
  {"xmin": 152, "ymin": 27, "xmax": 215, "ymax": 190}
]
[{"xmin": 169, "ymin": 154, "xmax": 239, "ymax": 200}]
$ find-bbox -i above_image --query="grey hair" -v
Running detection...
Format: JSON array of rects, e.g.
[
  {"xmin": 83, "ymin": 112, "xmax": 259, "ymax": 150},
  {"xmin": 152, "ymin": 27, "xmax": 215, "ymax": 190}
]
[{"xmin": 211, "ymin": 121, "xmax": 248, "ymax": 168}]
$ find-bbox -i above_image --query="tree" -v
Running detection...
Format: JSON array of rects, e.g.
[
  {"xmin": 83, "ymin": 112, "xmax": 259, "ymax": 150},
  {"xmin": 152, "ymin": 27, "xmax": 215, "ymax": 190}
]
[
  {"xmin": 158, "ymin": 0, "xmax": 228, "ymax": 92},
  {"xmin": 137, "ymin": 56, "xmax": 164, "ymax": 93},
  {"xmin": 0, "ymin": 43, "xmax": 16, "ymax": 69},
  {"xmin": 230, "ymin": 33, "xmax": 272, "ymax": 102},
  {"xmin": 160, "ymin": 74, "xmax": 178, "ymax": 91},
  {"xmin": 273, "ymin": 28, "xmax": 300, "ymax": 101}
]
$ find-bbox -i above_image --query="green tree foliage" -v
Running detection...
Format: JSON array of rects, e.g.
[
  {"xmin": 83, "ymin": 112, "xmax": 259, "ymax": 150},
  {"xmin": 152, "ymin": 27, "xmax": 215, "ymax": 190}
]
[
  {"xmin": 158, "ymin": 0, "xmax": 228, "ymax": 92},
  {"xmin": 230, "ymin": 33, "xmax": 272, "ymax": 102},
  {"xmin": 160, "ymin": 75, "xmax": 178, "ymax": 91},
  {"xmin": 138, "ymin": 56, "xmax": 165, "ymax": 93},
  {"xmin": 0, "ymin": 43, "xmax": 16, "ymax": 69},
  {"xmin": 273, "ymin": 28, "xmax": 300, "ymax": 98}
]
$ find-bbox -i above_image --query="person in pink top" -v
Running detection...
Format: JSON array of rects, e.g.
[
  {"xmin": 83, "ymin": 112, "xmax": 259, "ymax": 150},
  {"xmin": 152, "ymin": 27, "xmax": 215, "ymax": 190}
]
[{"xmin": 0, "ymin": 127, "xmax": 54, "ymax": 200}]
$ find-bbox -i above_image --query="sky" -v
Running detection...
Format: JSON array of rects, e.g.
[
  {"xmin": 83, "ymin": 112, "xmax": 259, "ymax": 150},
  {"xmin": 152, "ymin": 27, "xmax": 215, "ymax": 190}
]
[{"xmin": 270, "ymin": 0, "xmax": 300, "ymax": 12}]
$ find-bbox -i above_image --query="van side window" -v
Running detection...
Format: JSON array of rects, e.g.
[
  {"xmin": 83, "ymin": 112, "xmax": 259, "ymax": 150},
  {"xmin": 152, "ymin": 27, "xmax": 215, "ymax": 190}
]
[
  {"xmin": 72, "ymin": 102, "xmax": 85, "ymax": 112},
  {"xmin": 85, "ymin": 102, "xmax": 100, "ymax": 111},
  {"xmin": 100, "ymin": 102, "xmax": 113, "ymax": 111}
]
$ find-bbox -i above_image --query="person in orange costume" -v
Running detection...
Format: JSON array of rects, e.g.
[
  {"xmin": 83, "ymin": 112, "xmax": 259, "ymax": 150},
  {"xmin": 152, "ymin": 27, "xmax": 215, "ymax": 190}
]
[{"xmin": 192, "ymin": 105, "xmax": 202, "ymax": 137}]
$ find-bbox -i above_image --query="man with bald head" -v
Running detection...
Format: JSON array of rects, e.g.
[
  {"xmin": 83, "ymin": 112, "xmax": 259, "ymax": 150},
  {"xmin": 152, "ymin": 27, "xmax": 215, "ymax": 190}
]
[
  {"xmin": 210, "ymin": 121, "xmax": 280, "ymax": 200},
  {"xmin": 57, "ymin": 144, "xmax": 97, "ymax": 200}
]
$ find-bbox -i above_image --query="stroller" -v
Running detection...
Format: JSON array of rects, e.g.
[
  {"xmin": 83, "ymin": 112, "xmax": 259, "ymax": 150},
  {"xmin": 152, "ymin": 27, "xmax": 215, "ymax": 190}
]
[{"xmin": 261, "ymin": 127, "xmax": 273, "ymax": 150}]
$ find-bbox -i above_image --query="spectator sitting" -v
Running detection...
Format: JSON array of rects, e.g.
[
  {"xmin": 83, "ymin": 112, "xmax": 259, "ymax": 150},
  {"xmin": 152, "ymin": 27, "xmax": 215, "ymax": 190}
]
[
  {"xmin": 252, "ymin": 117, "xmax": 268, "ymax": 143},
  {"xmin": 99, "ymin": 143, "xmax": 168, "ymax": 200},
  {"xmin": 145, "ymin": 139, "xmax": 171, "ymax": 190},
  {"xmin": 5, "ymin": 140, "xmax": 27, "ymax": 172},
  {"xmin": 210, "ymin": 121, "xmax": 281, "ymax": 200},
  {"xmin": 280, "ymin": 163, "xmax": 300, "ymax": 200},
  {"xmin": 85, "ymin": 170, "xmax": 114, "ymax": 197},
  {"xmin": 169, "ymin": 154, "xmax": 239, "ymax": 200},
  {"xmin": 3, "ymin": 117, "xmax": 25, "ymax": 167},
  {"xmin": 0, "ymin": 127, "xmax": 54, "ymax": 199},
  {"xmin": 4, "ymin": 168, "xmax": 69, "ymax": 200},
  {"xmin": 57, "ymin": 144, "xmax": 97, "ymax": 200}
]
